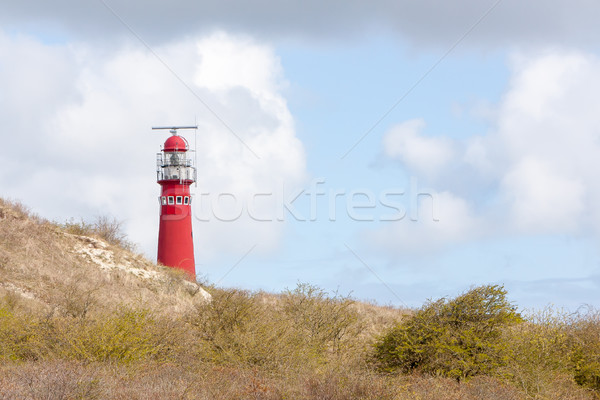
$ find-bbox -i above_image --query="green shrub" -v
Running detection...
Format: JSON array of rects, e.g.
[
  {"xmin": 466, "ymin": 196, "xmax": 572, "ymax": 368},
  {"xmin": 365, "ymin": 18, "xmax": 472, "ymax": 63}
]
[
  {"xmin": 374, "ymin": 285, "xmax": 522, "ymax": 380},
  {"xmin": 0, "ymin": 305, "xmax": 28, "ymax": 360},
  {"xmin": 501, "ymin": 306, "xmax": 600, "ymax": 395},
  {"xmin": 571, "ymin": 307, "xmax": 600, "ymax": 392},
  {"xmin": 281, "ymin": 283, "xmax": 359, "ymax": 360},
  {"xmin": 187, "ymin": 284, "xmax": 361, "ymax": 371},
  {"xmin": 61, "ymin": 308, "xmax": 170, "ymax": 363},
  {"xmin": 61, "ymin": 218, "xmax": 94, "ymax": 237},
  {"xmin": 0, "ymin": 304, "xmax": 51, "ymax": 361},
  {"xmin": 188, "ymin": 288, "xmax": 288, "ymax": 367},
  {"xmin": 500, "ymin": 307, "xmax": 576, "ymax": 397}
]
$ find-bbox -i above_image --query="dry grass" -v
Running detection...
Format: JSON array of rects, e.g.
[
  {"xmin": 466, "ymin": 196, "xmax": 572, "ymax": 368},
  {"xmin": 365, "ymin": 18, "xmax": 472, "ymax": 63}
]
[
  {"xmin": 1, "ymin": 198, "xmax": 599, "ymax": 399},
  {"xmin": 0, "ymin": 198, "xmax": 208, "ymax": 320},
  {"xmin": 0, "ymin": 361, "xmax": 529, "ymax": 400}
]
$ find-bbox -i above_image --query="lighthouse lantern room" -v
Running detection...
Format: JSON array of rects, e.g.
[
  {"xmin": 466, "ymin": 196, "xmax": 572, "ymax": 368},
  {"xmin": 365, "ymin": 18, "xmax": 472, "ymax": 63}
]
[{"xmin": 154, "ymin": 126, "xmax": 197, "ymax": 278}]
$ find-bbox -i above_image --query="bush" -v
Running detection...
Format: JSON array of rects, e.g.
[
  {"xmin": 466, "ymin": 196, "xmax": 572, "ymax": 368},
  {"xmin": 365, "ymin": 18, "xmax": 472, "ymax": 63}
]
[
  {"xmin": 0, "ymin": 304, "xmax": 33, "ymax": 360},
  {"xmin": 374, "ymin": 285, "xmax": 522, "ymax": 380},
  {"xmin": 571, "ymin": 307, "xmax": 600, "ymax": 392},
  {"xmin": 281, "ymin": 283, "xmax": 358, "ymax": 356},
  {"xmin": 61, "ymin": 215, "xmax": 133, "ymax": 250},
  {"xmin": 189, "ymin": 288, "xmax": 292, "ymax": 368},
  {"xmin": 187, "ymin": 284, "xmax": 361, "ymax": 371},
  {"xmin": 92, "ymin": 215, "xmax": 132, "ymax": 250},
  {"xmin": 500, "ymin": 306, "xmax": 600, "ymax": 396},
  {"xmin": 61, "ymin": 308, "xmax": 175, "ymax": 363},
  {"xmin": 500, "ymin": 307, "xmax": 578, "ymax": 397}
]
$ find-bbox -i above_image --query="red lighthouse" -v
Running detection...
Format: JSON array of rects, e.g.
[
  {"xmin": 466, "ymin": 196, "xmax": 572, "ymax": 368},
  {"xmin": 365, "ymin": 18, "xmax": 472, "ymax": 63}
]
[{"xmin": 155, "ymin": 126, "xmax": 197, "ymax": 278}]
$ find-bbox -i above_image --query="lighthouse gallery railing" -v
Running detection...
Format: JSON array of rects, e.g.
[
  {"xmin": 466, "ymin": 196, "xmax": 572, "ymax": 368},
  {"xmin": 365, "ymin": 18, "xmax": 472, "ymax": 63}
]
[{"xmin": 156, "ymin": 153, "xmax": 196, "ymax": 182}]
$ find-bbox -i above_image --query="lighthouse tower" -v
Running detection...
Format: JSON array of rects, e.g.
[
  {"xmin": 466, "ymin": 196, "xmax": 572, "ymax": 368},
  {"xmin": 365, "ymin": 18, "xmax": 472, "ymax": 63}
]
[{"xmin": 155, "ymin": 126, "xmax": 197, "ymax": 278}]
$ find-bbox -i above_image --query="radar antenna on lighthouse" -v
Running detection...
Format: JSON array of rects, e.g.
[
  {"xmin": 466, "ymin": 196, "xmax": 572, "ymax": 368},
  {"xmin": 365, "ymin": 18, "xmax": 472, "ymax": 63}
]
[
  {"xmin": 154, "ymin": 125, "xmax": 198, "ymax": 278},
  {"xmin": 152, "ymin": 126, "xmax": 198, "ymax": 134}
]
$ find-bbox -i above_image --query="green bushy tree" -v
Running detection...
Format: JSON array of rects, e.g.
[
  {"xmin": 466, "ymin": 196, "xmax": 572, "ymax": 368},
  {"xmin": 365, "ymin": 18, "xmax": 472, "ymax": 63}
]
[{"xmin": 374, "ymin": 285, "xmax": 522, "ymax": 380}]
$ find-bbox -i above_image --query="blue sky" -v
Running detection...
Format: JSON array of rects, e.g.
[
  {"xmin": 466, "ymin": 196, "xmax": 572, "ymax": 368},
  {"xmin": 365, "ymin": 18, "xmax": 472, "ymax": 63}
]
[{"xmin": 1, "ymin": 1, "xmax": 599, "ymax": 310}]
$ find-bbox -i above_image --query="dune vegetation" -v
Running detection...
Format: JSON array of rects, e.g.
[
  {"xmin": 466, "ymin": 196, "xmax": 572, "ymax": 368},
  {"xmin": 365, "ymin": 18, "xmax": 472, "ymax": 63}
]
[{"xmin": 0, "ymin": 198, "xmax": 598, "ymax": 399}]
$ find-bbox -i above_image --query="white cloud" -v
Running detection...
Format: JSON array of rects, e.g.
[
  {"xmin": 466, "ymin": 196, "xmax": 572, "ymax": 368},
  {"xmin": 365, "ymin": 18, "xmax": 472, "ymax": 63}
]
[
  {"xmin": 489, "ymin": 51, "xmax": 600, "ymax": 235},
  {"xmin": 367, "ymin": 191, "xmax": 481, "ymax": 254},
  {"xmin": 374, "ymin": 49, "xmax": 600, "ymax": 252},
  {"xmin": 0, "ymin": 30, "xmax": 306, "ymax": 263},
  {"xmin": 383, "ymin": 118, "xmax": 455, "ymax": 180},
  {"xmin": 502, "ymin": 158, "xmax": 585, "ymax": 234},
  {"xmin": 194, "ymin": 32, "xmax": 285, "ymax": 96}
]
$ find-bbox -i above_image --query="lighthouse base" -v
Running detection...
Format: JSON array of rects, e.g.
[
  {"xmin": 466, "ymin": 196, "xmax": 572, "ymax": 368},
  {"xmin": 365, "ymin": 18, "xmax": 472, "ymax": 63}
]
[{"xmin": 157, "ymin": 213, "xmax": 195, "ymax": 278}]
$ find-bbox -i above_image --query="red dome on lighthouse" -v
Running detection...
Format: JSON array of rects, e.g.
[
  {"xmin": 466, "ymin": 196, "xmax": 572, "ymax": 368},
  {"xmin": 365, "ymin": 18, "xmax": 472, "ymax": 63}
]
[{"xmin": 163, "ymin": 135, "xmax": 189, "ymax": 152}]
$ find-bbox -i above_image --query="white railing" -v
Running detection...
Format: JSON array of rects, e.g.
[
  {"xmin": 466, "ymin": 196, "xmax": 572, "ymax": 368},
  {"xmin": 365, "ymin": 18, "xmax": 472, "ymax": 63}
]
[{"xmin": 156, "ymin": 152, "xmax": 196, "ymax": 183}]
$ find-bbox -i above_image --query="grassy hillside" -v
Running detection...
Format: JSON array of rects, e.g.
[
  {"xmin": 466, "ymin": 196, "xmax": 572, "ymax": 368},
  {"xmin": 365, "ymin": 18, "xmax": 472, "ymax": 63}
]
[
  {"xmin": 0, "ymin": 198, "xmax": 210, "ymax": 318},
  {"xmin": 0, "ymin": 198, "xmax": 598, "ymax": 399}
]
